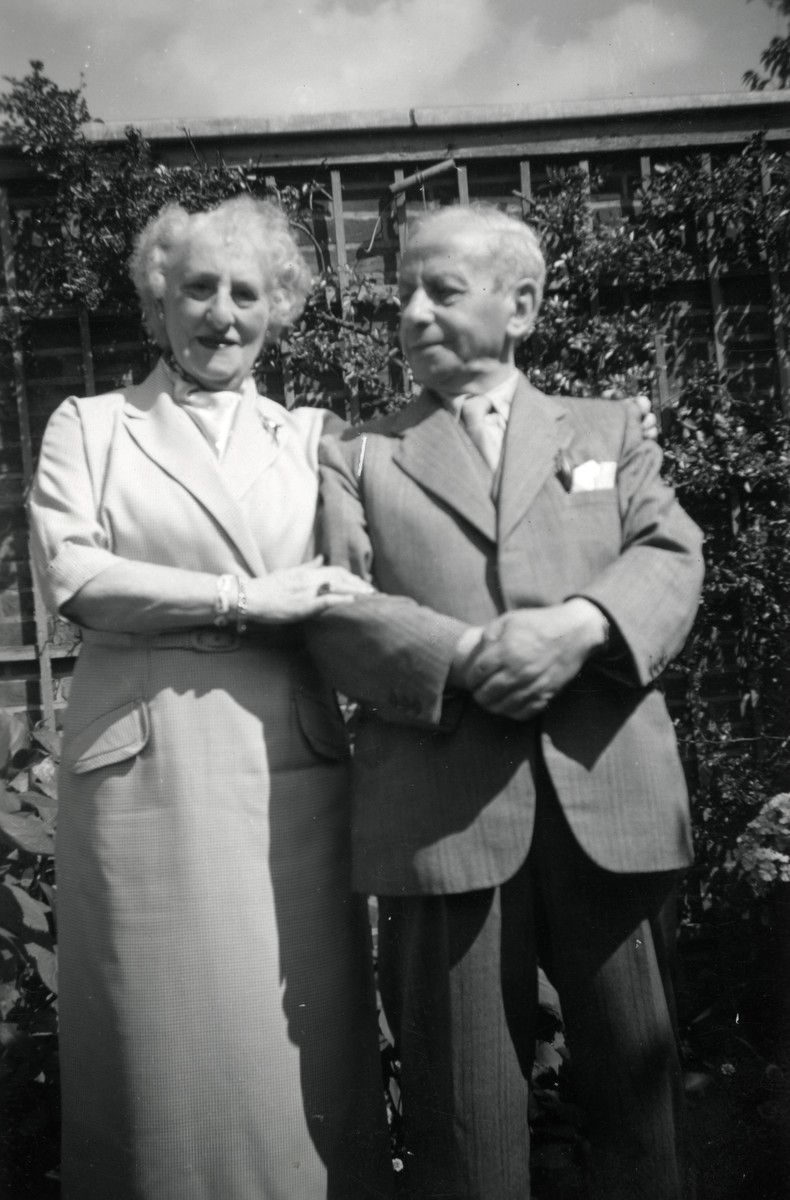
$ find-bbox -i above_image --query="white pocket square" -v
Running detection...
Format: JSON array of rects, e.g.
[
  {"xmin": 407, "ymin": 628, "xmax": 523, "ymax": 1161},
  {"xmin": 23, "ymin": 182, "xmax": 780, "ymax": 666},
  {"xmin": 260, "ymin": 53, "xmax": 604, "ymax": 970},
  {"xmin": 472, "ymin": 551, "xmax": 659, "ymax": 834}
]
[{"xmin": 571, "ymin": 460, "xmax": 617, "ymax": 492}]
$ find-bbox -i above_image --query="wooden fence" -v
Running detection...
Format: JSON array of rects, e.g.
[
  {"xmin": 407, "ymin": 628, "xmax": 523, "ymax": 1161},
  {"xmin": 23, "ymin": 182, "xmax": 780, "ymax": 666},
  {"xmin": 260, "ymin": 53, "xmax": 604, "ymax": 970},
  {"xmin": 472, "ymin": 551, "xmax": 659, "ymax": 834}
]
[{"xmin": 1, "ymin": 91, "xmax": 790, "ymax": 726}]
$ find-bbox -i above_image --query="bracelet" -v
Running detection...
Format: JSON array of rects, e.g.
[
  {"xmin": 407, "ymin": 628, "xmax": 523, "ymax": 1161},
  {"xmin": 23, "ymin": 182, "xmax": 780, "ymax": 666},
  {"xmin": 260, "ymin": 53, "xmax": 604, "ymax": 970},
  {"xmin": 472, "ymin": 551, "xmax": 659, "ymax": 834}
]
[
  {"xmin": 235, "ymin": 576, "xmax": 248, "ymax": 634},
  {"xmin": 213, "ymin": 574, "xmax": 235, "ymax": 627}
]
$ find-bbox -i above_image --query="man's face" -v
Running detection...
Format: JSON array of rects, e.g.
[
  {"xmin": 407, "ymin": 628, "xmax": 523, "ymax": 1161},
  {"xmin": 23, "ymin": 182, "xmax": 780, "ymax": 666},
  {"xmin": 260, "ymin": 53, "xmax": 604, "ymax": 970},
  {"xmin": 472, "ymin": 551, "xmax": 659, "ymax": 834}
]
[{"xmin": 398, "ymin": 223, "xmax": 527, "ymax": 394}]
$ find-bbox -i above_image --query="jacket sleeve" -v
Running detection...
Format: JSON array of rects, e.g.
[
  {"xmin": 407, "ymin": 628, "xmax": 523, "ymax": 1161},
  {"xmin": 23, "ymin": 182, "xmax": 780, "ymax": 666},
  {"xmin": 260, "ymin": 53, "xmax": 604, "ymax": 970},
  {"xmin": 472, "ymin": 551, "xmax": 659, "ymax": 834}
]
[
  {"xmin": 27, "ymin": 398, "xmax": 125, "ymax": 615},
  {"xmin": 306, "ymin": 429, "xmax": 469, "ymax": 728},
  {"xmin": 575, "ymin": 404, "xmax": 704, "ymax": 686}
]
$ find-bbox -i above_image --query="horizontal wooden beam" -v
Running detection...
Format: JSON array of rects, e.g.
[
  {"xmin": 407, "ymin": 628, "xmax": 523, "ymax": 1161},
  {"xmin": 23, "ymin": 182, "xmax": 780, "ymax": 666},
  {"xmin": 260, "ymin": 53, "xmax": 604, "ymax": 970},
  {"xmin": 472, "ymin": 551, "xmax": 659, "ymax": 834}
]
[
  {"xmin": 0, "ymin": 644, "xmax": 77, "ymax": 662},
  {"xmin": 3, "ymin": 93, "xmax": 790, "ymax": 180}
]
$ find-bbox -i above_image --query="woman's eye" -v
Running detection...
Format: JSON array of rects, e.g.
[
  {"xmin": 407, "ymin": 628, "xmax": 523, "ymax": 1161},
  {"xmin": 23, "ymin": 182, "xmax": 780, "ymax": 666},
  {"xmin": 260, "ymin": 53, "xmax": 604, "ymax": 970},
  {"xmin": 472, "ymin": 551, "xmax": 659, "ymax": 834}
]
[{"xmin": 185, "ymin": 282, "xmax": 213, "ymax": 299}]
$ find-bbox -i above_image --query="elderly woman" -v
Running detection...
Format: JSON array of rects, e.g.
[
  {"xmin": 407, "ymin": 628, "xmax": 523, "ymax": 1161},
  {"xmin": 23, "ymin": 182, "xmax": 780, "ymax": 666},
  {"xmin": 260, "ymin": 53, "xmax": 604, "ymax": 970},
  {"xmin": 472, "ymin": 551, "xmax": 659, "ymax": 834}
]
[{"xmin": 28, "ymin": 196, "xmax": 392, "ymax": 1200}]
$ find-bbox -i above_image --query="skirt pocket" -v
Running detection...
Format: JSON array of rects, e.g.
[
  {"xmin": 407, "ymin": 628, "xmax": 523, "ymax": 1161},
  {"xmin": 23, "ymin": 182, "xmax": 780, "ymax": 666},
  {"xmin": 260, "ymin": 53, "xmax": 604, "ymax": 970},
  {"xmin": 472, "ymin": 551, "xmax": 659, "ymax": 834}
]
[{"xmin": 65, "ymin": 700, "xmax": 150, "ymax": 775}]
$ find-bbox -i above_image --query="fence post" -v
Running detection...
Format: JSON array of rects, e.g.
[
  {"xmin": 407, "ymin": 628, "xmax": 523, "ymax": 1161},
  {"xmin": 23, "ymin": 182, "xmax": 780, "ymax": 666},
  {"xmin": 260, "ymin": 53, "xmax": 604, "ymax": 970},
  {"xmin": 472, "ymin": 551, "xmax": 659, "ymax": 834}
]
[
  {"xmin": 330, "ymin": 168, "xmax": 360, "ymax": 422},
  {"xmin": 701, "ymin": 153, "xmax": 727, "ymax": 377},
  {"xmin": 456, "ymin": 164, "xmax": 469, "ymax": 206}
]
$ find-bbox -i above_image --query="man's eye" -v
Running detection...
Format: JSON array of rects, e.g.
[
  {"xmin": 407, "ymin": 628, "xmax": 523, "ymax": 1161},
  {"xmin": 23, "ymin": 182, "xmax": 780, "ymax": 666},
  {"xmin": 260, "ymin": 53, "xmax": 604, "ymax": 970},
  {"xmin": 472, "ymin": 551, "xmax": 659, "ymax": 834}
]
[{"xmin": 432, "ymin": 288, "xmax": 458, "ymax": 303}]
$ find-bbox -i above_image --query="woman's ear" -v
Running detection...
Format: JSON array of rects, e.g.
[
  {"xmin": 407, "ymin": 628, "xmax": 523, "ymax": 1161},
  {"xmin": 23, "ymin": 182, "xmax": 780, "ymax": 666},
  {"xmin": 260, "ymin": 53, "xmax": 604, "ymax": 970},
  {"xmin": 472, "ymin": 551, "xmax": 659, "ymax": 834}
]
[
  {"xmin": 507, "ymin": 277, "xmax": 540, "ymax": 342},
  {"xmin": 148, "ymin": 300, "xmax": 169, "ymax": 349}
]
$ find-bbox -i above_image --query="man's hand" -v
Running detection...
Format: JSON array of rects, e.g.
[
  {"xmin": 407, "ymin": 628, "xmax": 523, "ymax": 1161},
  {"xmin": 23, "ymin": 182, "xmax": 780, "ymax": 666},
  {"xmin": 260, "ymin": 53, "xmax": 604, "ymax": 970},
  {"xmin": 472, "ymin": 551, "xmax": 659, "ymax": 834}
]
[
  {"xmin": 604, "ymin": 391, "xmax": 658, "ymax": 439},
  {"xmin": 630, "ymin": 394, "xmax": 658, "ymax": 440},
  {"xmin": 456, "ymin": 599, "xmax": 609, "ymax": 720}
]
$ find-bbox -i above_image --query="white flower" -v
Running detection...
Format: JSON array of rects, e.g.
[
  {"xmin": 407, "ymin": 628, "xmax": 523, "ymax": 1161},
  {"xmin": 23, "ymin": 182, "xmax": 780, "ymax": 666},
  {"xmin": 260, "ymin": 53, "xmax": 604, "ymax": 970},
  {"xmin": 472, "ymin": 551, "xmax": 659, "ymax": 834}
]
[{"xmin": 733, "ymin": 793, "xmax": 790, "ymax": 896}]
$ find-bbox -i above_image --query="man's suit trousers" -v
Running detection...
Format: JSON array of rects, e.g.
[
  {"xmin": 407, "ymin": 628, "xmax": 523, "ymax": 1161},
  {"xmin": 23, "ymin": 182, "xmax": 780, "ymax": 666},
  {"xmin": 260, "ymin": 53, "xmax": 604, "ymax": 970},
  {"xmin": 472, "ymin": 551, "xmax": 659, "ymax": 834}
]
[{"xmin": 378, "ymin": 758, "xmax": 685, "ymax": 1200}]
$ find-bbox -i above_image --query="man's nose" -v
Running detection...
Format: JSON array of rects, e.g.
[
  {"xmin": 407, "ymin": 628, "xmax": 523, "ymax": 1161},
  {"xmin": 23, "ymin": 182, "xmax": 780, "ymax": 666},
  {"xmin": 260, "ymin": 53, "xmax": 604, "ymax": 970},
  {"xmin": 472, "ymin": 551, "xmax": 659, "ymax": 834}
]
[{"xmin": 402, "ymin": 288, "xmax": 432, "ymax": 325}]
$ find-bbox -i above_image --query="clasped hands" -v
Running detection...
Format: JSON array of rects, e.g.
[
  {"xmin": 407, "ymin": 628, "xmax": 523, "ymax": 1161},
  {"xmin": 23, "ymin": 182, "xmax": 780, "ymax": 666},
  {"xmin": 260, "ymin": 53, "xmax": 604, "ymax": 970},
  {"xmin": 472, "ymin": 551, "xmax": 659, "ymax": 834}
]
[{"xmin": 450, "ymin": 598, "xmax": 609, "ymax": 721}]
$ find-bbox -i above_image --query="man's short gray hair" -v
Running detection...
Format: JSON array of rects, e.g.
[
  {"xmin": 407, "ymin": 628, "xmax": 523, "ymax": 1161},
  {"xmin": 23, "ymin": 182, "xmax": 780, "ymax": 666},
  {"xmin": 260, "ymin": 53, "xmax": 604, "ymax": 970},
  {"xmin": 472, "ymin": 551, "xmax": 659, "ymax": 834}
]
[
  {"xmin": 129, "ymin": 195, "xmax": 313, "ymax": 349},
  {"xmin": 407, "ymin": 202, "xmax": 545, "ymax": 310}
]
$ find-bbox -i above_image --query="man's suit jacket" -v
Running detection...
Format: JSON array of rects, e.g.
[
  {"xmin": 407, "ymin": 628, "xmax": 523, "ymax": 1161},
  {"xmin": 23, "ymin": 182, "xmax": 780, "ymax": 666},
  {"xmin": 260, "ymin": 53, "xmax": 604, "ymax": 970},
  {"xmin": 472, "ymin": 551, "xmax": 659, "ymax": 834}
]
[{"xmin": 310, "ymin": 375, "xmax": 704, "ymax": 896}]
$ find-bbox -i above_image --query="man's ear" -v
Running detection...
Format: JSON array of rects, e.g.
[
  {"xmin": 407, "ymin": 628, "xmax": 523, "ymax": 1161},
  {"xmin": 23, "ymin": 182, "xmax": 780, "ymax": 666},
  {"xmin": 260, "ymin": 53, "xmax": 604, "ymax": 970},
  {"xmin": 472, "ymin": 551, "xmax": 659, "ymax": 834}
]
[{"xmin": 507, "ymin": 278, "xmax": 540, "ymax": 341}]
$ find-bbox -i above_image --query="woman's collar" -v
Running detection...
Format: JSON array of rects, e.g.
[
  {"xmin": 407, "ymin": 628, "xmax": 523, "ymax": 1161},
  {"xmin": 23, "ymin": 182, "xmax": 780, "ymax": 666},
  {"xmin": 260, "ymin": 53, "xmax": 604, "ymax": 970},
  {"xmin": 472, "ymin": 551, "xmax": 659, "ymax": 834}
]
[{"xmin": 161, "ymin": 354, "xmax": 257, "ymax": 403}]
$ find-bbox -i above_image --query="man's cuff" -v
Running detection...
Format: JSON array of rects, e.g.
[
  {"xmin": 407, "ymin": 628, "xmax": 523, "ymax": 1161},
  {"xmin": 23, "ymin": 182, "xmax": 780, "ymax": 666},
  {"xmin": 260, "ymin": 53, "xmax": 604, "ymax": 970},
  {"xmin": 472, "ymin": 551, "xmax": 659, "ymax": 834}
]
[{"xmin": 448, "ymin": 626, "xmax": 485, "ymax": 687}]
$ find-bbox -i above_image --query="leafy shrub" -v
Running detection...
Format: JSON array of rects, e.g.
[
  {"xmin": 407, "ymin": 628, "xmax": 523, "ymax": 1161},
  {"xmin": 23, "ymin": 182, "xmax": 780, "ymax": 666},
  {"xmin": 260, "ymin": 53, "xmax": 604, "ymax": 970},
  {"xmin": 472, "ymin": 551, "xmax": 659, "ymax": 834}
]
[{"xmin": 0, "ymin": 710, "xmax": 59, "ymax": 1195}]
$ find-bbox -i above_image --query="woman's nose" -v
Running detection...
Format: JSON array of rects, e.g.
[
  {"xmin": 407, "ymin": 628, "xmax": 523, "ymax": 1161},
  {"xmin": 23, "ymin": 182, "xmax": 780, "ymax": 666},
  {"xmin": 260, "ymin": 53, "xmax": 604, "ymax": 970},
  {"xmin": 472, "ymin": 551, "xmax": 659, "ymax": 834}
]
[{"xmin": 206, "ymin": 289, "xmax": 234, "ymax": 327}]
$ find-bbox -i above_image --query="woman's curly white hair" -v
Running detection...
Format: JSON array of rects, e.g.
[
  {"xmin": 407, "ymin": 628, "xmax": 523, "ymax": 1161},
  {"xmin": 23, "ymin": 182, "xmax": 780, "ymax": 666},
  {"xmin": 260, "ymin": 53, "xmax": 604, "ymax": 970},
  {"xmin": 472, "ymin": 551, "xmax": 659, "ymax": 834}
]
[{"xmin": 129, "ymin": 195, "xmax": 313, "ymax": 349}]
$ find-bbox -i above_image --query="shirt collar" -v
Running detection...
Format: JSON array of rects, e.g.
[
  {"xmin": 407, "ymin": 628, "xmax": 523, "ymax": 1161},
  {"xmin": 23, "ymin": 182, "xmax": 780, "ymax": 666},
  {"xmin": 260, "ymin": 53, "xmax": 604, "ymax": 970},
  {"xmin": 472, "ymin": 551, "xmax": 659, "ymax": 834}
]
[
  {"xmin": 161, "ymin": 357, "xmax": 260, "ymax": 410},
  {"xmin": 440, "ymin": 371, "xmax": 519, "ymax": 422}
]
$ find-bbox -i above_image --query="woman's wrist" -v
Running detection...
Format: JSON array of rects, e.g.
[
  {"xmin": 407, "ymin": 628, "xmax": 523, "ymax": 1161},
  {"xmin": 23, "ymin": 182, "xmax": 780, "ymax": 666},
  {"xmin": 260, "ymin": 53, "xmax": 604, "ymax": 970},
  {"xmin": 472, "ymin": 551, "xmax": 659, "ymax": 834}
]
[
  {"xmin": 234, "ymin": 576, "xmax": 248, "ymax": 633},
  {"xmin": 213, "ymin": 574, "xmax": 236, "ymax": 627},
  {"xmin": 213, "ymin": 573, "xmax": 250, "ymax": 633}
]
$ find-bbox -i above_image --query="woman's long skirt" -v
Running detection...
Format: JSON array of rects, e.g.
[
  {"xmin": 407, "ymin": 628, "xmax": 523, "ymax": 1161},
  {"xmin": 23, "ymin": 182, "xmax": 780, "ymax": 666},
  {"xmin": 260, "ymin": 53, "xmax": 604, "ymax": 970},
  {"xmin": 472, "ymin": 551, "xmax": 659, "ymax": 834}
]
[{"xmin": 55, "ymin": 635, "xmax": 391, "ymax": 1200}]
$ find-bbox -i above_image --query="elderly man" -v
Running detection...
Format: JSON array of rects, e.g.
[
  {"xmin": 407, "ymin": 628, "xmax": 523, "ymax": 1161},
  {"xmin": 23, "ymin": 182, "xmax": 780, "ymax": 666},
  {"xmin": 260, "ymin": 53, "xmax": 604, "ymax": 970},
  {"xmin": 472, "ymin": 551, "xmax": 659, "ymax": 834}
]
[{"xmin": 309, "ymin": 204, "xmax": 703, "ymax": 1200}]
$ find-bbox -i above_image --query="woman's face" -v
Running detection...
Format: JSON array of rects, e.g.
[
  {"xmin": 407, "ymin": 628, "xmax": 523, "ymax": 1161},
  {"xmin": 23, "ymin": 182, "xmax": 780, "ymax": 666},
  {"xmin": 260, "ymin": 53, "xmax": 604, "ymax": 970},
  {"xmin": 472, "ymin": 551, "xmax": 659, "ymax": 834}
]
[{"xmin": 162, "ymin": 226, "xmax": 270, "ymax": 390}]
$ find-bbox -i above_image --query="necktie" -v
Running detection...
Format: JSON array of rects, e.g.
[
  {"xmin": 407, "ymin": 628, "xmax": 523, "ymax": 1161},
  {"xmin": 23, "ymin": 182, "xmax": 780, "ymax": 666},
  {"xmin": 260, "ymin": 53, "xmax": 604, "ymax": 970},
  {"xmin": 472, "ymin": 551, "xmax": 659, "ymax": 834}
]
[{"xmin": 460, "ymin": 394, "xmax": 505, "ymax": 471}]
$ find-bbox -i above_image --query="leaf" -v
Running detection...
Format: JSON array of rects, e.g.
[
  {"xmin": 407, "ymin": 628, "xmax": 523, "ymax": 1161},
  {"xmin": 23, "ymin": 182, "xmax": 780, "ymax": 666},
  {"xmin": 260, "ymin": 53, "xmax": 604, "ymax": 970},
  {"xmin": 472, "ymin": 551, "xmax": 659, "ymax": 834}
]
[
  {"xmin": 0, "ymin": 980, "xmax": 18, "ymax": 1019},
  {"xmin": 1, "ymin": 937, "xmax": 21, "ymax": 984},
  {"xmin": 0, "ymin": 881, "xmax": 51, "ymax": 935},
  {"xmin": 25, "ymin": 943, "xmax": 57, "ymax": 995},
  {"xmin": 0, "ymin": 711, "xmax": 29, "ymax": 774},
  {"xmin": 0, "ymin": 810, "xmax": 56, "ymax": 857},
  {"xmin": 20, "ymin": 790, "xmax": 57, "ymax": 820},
  {"xmin": 37, "ymin": 881, "xmax": 56, "ymax": 914},
  {"xmin": 31, "ymin": 725, "xmax": 62, "ymax": 760},
  {"xmin": 0, "ymin": 788, "xmax": 22, "ymax": 815}
]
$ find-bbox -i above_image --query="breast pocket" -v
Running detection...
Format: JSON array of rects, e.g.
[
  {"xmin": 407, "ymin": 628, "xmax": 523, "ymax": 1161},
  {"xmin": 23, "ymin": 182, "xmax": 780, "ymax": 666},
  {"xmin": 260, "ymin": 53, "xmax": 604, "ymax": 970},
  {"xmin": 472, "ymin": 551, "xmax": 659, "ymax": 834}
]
[
  {"xmin": 65, "ymin": 699, "xmax": 150, "ymax": 774},
  {"xmin": 562, "ymin": 489, "xmax": 622, "ymax": 579}
]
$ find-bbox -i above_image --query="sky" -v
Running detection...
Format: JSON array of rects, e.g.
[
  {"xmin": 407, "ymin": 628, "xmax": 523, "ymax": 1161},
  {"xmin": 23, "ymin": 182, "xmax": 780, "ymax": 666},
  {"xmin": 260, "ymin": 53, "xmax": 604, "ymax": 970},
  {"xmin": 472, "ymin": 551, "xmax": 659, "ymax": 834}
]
[{"xmin": 0, "ymin": 0, "xmax": 786, "ymax": 126}]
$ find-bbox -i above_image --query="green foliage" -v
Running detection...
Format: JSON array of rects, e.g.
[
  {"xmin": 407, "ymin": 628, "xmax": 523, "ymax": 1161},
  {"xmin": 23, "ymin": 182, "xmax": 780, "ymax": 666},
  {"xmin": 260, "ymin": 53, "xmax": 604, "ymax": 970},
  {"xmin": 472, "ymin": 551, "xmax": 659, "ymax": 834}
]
[
  {"xmin": 732, "ymin": 792, "xmax": 790, "ymax": 896},
  {"xmin": 0, "ymin": 63, "xmax": 401, "ymax": 419},
  {"xmin": 0, "ymin": 710, "xmax": 59, "ymax": 1195},
  {"xmin": 744, "ymin": 0, "xmax": 790, "ymax": 89},
  {"xmin": 1, "ymin": 62, "xmax": 790, "ymax": 1133}
]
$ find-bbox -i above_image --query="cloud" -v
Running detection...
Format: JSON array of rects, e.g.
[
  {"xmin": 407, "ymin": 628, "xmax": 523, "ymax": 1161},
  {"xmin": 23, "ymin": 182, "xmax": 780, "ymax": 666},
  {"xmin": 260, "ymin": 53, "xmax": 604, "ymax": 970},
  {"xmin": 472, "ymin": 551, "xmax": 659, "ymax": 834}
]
[
  {"xmin": 0, "ymin": 1, "xmax": 715, "ymax": 124},
  {"xmin": 111, "ymin": 1, "xmax": 705, "ymax": 120},
  {"xmin": 142, "ymin": 0, "xmax": 493, "ymax": 119},
  {"xmin": 21, "ymin": 0, "xmax": 491, "ymax": 121},
  {"xmin": 455, "ymin": 3, "xmax": 706, "ymax": 107}
]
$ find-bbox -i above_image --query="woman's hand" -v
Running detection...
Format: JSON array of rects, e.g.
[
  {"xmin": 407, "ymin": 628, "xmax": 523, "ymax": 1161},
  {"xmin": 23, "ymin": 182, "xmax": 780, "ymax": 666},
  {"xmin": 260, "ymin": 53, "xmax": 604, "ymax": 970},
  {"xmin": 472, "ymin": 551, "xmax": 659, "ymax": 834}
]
[{"xmin": 246, "ymin": 557, "xmax": 375, "ymax": 623}]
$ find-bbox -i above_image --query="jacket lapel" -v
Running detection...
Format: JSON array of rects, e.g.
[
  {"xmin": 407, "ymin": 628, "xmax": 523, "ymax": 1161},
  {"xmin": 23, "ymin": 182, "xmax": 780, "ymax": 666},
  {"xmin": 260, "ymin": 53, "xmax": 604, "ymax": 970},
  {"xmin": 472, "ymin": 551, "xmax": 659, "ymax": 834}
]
[
  {"xmin": 123, "ymin": 363, "xmax": 268, "ymax": 576},
  {"xmin": 219, "ymin": 393, "xmax": 284, "ymax": 501},
  {"xmin": 497, "ymin": 378, "xmax": 574, "ymax": 543},
  {"xmin": 392, "ymin": 391, "xmax": 497, "ymax": 543}
]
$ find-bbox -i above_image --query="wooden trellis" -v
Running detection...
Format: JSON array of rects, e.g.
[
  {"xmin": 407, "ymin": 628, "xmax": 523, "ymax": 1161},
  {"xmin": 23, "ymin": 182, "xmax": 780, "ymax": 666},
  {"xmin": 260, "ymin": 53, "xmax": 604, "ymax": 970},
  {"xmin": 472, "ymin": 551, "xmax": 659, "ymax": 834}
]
[{"xmin": 1, "ymin": 92, "xmax": 790, "ymax": 726}]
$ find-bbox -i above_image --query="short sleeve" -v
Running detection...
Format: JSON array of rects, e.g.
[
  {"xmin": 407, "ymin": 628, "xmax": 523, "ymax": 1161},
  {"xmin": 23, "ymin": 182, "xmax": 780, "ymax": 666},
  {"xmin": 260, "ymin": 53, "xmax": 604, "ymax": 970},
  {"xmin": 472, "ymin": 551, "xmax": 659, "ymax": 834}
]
[{"xmin": 28, "ymin": 398, "xmax": 124, "ymax": 615}]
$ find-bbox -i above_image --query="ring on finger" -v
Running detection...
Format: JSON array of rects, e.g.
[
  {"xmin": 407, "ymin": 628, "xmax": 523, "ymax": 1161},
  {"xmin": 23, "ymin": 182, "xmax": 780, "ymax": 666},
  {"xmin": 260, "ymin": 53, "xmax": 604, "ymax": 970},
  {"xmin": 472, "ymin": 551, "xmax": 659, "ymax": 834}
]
[{"xmin": 317, "ymin": 581, "xmax": 332, "ymax": 596}]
